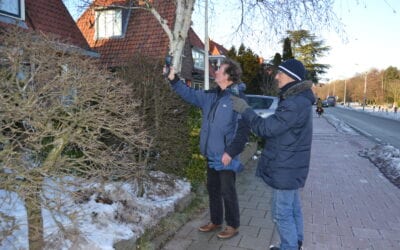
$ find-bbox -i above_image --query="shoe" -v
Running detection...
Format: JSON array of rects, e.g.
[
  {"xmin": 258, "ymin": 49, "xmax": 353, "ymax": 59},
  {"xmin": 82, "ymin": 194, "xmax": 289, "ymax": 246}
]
[
  {"xmin": 269, "ymin": 242, "xmax": 302, "ymax": 250},
  {"xmin": 298, "ymin": 240, "xmax": 303, "ymax": 250},
  {"xmin": 198, "ymin": 222, "xmax": 221, "ymax": 232},
  {"xmin": 217, "ymin": 226, "xmax": 238, "ymax": 239}
]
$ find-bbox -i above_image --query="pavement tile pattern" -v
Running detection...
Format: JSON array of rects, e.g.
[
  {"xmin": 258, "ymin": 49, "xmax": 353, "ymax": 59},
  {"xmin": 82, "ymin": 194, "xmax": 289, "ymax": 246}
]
[{"xmin": 163, "ymin": 113, "xmax": 400, "ymax": 250}]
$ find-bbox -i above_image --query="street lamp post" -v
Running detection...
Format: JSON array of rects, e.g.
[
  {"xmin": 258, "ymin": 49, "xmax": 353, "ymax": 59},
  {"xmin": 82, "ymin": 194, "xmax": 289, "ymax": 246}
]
[
  {"xmin": 204, "ymin": 0, "xmax": 209, "ymax": 90},
  {"xmin": 333, "ymin": 81, "xmax": 336, "ymax": 97},
  {"xmin": 363, "ymin": 73, "xmax": 367, "ymax": 111},
  {"xmin": 343, "ymin": 79, "xmax": 347, "ymax": 105}
]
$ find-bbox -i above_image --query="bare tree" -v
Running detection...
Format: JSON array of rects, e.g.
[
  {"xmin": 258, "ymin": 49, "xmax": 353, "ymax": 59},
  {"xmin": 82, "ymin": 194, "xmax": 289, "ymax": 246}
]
[
  {"xmin": 0, "ymin": 27, "xmax": 151, "ymax": 249},
  {"xmin": 66, "ymin": 0, "xmax": 344, "ymax": 73}
]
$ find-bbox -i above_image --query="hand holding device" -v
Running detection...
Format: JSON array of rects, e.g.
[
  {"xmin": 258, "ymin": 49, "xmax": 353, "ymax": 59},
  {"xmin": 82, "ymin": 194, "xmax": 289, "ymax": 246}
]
[{"xmin": 163, "ymin": 55, "xmax": 173, "ymax": 77}]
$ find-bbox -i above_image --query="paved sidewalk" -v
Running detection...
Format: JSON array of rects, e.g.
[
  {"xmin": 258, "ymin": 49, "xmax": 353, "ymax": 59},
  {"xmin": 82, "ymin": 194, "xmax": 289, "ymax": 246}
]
[{"xmin": 163, "ymin": 114, "xmax": 400, "ymax": 250}]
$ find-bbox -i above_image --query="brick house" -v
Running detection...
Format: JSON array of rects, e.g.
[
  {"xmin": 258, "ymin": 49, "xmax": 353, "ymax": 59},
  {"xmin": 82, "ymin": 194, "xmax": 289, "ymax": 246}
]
[
  {"xmin": 76, "ymin": 0, "xmax": 174, "ymax": 67},
  {"xmin": 0, "ymin": 0, "xmax": 97, "ymax": 57},
  {"xmin": 76, "ymin": 0, "xmax": 231, "ymax": 89},
  {"xmin": 188, "ymin": 31, "xmax": 232, "ymax": 89}
]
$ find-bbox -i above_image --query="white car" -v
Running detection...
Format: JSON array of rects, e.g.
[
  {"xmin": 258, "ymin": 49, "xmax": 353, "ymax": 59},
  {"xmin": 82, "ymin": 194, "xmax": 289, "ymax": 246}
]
[{"xmin": 246, "ymin": 94, "xmax": 279, "ymax": 118}]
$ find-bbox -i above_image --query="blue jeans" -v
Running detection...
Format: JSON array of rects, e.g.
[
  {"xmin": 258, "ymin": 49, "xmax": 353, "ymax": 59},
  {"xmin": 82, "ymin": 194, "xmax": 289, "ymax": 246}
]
[{"xmin": 272, "ymin": 189, "xmax": 304, "ymax": 250}]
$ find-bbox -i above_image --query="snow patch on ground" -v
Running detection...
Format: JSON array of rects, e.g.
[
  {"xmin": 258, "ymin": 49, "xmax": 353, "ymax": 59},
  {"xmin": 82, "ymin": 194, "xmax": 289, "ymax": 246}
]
[
  {"xmin": 324, "ymin": 114, "xmax": 359, "ymax": 135},
  {"xmin": 325, "ymin": 106, "xmax": 400, "ymax": 189},
  {"xmin": 0, "ymin": 171, "xmax": 191, "ymax": 249},
  {"xmin": 359, "ymin": 145, "xmax": 400, "ymax": 188}
]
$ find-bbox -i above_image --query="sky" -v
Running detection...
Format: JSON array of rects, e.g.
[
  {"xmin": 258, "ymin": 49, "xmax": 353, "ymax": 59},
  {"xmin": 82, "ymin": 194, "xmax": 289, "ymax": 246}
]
[
  {"xmin": 189, "ymin": 0, "xmax": 400, "ymax": 81},
  {"xmin": 64, "ymin": 0, "xmax": 400, "ymax": 81}
]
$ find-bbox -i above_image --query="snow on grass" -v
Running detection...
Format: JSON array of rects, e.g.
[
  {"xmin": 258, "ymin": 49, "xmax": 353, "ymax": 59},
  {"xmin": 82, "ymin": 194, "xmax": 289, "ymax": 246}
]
[{"xmin": 0, "ymin": 171, "xmax": 190, "ymax": 249}]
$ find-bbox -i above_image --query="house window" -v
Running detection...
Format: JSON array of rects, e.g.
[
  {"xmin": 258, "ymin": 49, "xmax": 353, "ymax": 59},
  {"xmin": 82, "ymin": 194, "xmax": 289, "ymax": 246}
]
[
  {"xmin": 95, "ymin": 9, "xmax": 122, "ymax": 39},
  {"xmin": 192, "ymin": 49, "xmax": 205, "ymax": 70},
  {"xmin": 0, "ymin": 0, "xmax": 25, "ymax": 20},
  {"xmin": 193, "ymin": 81, "xmax": 203, "ymax": 90}
]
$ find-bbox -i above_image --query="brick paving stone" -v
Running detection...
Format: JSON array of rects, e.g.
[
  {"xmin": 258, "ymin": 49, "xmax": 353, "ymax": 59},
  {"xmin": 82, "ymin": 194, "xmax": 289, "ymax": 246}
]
[
  {"xmin": 209, "ymin": 233, "xmax": 242, "ymax": 247},
  {"xmin": 248, "ymin": 217, "xmax": 273, "ymax": 228},
  {"xmin": 187, "ymin": 241, "xmax": 222, "ymax": 250},
  {"xmin": 258, "ymin": 228, "xmax": 274, "ymax": 240},
  {"xmin": 239, "ymin": 215, "xmax": 252, "ymax": 226},
  {"xmin": 312, "ymin": 230, "xmax": 341, "ymax": 246},
  {"xmin": 163, "ymin": 239, "xmax": 193, "ymax": 250},
  {"xmin": 352, "ymin": 227, "xmax": 383, "ymax": 239},
  {"xmin": 239, "ymin": 200, "xmax": 259, "ymax": 209},
  {"xmin": 340, "ymin": 236, "xmax": 373, "ymax": 249},
  {"xmin": 241, "ymin": 208, "xmax": 267, "ymax": 218},
  {"xmin": 239, "ymin": 235, "xmax": 270, "ymax": 250},
  {"xmin": 370, "ymin": 239, "xmax": 396, "ymax": 249},
  {"xmin": 238, "ymin": 225, "xmax": 260, "ymax": 237},
  {"xmin": 220, "ymin": 246, "xmax": 250, "ymax": 250},
  {"xmin": 379, "ymin": 228, "xmax": 400, "ymax": 240}
]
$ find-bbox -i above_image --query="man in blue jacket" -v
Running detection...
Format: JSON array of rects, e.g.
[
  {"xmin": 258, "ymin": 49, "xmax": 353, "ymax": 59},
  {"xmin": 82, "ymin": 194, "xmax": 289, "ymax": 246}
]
[
  {"xmin": 166, "ymin": 58, "xmax": 250, "ymax": 239},
  {"xmin": 231, "ymin": 59, "xmax": 315, "ymax": 250}
]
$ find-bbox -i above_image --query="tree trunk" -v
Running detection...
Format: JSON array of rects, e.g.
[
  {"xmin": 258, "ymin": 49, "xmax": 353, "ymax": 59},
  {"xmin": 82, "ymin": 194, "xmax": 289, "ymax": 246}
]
[
  {"xmin": 25, "ymin": 134, "xmax": 68, "ymax": 249},
  {"xmin": 26, "ymin": 179, "xmax": 44, "ymax": 250}
]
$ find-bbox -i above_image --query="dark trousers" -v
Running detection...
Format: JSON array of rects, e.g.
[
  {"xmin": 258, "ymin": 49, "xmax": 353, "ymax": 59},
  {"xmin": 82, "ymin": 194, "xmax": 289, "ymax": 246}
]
[{"xmin": 206, "ymin": 167, "xmax": 240, "ymax": 228}]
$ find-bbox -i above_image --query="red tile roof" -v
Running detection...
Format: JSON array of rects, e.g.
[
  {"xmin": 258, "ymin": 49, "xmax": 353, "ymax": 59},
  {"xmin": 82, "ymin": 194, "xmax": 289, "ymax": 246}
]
[
  {"xmin": 209, "ymin": 39, "xmax": 229, "ymax": 56},
  {"xmin": 188, "ymin": 27, "xmax": 204, "ymax": 50},
  {"xmin": 23, "ymin": 0, "xmax": 90, "ymax": 49},
  {"xmin": 77, "ymin": 0, "xmax": 176, "ymax": 67}
]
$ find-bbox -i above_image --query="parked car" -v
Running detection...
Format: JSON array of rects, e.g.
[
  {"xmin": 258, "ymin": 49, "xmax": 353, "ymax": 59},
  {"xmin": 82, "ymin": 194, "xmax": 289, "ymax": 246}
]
[
  {"xmin": 245, "ymin": 94, "xmax": 279, "ymax": 118},
  {"xmin": 322, "ymin": 100, "xmax": 329, "ymax": 107}
]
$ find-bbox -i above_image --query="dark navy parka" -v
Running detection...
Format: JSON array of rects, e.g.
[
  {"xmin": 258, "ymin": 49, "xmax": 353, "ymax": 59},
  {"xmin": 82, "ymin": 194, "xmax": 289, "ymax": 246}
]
[
  {"xmin": 241, "ymin": 81, "xmax": 315, "ymax": 189},
  {"xmin": 170, "ymin": 76, "xmax": 250, "ymax": 161}
]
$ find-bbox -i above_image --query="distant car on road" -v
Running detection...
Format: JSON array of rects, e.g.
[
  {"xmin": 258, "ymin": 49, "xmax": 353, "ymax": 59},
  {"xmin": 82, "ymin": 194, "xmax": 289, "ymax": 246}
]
[
  {"xmin": 322, "ymin": 100, "xmax": 329, "ymax": 107},
  {"xmin": 246, "ymin": 94, "xmax": 279, "ymax": 118},
  {"xmin": 326, "ymin": 96, "xmax": 336, "ymax": 107}
]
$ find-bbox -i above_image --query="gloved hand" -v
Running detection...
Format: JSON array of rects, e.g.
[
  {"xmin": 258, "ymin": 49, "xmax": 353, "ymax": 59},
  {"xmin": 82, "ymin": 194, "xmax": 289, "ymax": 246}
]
[
  {"xmin": 230, "ymin": 95, "xmax": 250, "ymax": 114},
  {"xmin": 207, "ymin": 155, "xmax": 244, "ymax": 173}
]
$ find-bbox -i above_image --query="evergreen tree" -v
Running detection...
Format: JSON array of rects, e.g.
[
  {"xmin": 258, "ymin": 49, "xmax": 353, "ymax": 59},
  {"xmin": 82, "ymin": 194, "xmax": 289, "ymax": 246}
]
[
  {"xmin": 227, "ymin": 46, "xmax": 238, "ymax": 60},
  {"xmin": 228, "ymin": 44, "xmax": 262, "ymax": 94},
  {"xmin": 286, "ymin": 30, "xmax": 330, "ymax": 83},
  {"xmin": 384, "ymin": 66, "xmax": 400, "ymax": 81},
  {"xmin": 282, "ymin": 38, "xmax": 294, "ymax": 60}
]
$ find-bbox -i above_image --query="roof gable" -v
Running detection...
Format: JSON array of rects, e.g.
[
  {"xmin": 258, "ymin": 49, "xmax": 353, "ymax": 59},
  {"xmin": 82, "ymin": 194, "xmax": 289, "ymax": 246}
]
[
  {"xmin": 209, "ymin": 39, "xmax": 229, "ymax": 56},
  {"xmin": 188, "ymin": 27, "xmax": 204, "ymax": 50},
  {"xmin": 77, "ymin": 0, "xmax": 176, "ymax": 67},
  {"xmin": 22, "ymin": 0, "xmax": 90, "ymax": 49}
]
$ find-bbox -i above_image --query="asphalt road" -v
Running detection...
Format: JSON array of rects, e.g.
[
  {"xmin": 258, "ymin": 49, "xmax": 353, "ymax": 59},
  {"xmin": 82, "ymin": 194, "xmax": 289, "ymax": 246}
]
[{"xmin": 324, "ymin": 107, "xmax": 400, "ymax": 148}]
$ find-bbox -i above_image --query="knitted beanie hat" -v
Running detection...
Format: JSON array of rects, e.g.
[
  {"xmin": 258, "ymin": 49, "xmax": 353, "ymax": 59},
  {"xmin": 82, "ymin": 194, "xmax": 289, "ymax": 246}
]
[{"xmin": 278, "ymin": 59, "xmax": 306, "ymax": 81}]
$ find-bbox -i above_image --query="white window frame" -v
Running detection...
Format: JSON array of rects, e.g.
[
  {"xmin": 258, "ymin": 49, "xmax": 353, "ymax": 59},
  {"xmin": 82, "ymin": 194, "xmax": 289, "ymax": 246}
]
[
  {"xmin": 95, "ymin": 9, "xmax": 122, "ymax": 40},
  {"xmin": 192, "ymin": 49, "xmax": 205, "ymax": 70},
  {"xmin": 0, "ymin": 0, "xmax": 25, "ymax": 20},
  {"xmin": 192, "ymin": 81, "xmax": 203, "ymax": 90}
]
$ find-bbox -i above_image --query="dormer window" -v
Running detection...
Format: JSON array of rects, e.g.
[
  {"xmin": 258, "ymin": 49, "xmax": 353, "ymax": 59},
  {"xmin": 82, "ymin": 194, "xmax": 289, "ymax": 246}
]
[
  {"xmin": 95, "ymin": 9, "xmax": 122, "ymax": 39},
  {"xmin": 192, "ymin": 49, "xmax": 205, "ymax": 70},
  {"xmin": 0, "ymin": 0, "xmax": 25, "ymax": 20}
]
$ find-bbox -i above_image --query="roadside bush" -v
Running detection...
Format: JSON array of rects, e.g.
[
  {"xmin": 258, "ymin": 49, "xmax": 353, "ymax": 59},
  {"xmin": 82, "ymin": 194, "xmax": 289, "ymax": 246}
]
[
  {"xmin": 118, "ymin": 56, "xmax": 192, "ymax": 178},
  {"xmin": 0, "ymin": 27, "xmax": 151, "ymax": 248},
  {"xmin": 118, "ymin": 59, "xmax": 208, "ymax": 185},
  {"xmin": 184, "ymin": 107, "xmax": 207, "ymax": 188}
]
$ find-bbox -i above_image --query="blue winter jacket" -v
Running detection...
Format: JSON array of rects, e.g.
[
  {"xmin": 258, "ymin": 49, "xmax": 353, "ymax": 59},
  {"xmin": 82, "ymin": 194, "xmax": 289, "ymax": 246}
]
[
  {"xmin": 241, "ymin": 81, "xmax": 315, "ymax": 189},
  {"xmin": 170, "ymin": 76, "xmax": 250, "ymax": 162}
]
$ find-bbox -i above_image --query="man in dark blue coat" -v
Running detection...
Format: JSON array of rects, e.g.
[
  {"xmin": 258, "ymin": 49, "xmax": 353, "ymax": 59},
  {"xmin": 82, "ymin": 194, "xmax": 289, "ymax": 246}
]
[
  {"xmin": 231, "ymin": 59, "xmax": 315, "ymax": 250},
  {"xmin": 166, "ymin": 58, "xmax": 250, "ymax": 239}
]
